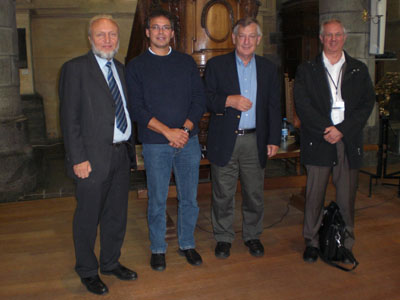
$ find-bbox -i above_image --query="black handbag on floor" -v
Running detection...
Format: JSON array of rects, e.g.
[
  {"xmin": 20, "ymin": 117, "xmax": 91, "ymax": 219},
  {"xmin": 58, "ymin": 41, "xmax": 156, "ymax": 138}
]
[{"xmin": 318, "ymin": 201, "xmax": 359, "ymax": 271}]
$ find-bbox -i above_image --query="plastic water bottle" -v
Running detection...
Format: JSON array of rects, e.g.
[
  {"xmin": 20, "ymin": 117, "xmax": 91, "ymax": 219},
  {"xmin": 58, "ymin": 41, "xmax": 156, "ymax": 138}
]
[{"xmin": 281, "ymin": 117, "xmax": 288, "ymax": 141}]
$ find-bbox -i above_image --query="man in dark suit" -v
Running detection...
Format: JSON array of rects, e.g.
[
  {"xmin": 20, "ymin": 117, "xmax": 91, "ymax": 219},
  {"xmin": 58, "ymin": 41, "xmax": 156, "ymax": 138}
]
[
  {"xmin": 204, "ymin": 17, "xmax": 281, "ymax": 259},
  {"xmin": 294, "ymin": 19, "xmax": 375, "ymax": 263},
  {"xmin": 59, "ymin": 15, "xmax": 137, "ymax": 295}
]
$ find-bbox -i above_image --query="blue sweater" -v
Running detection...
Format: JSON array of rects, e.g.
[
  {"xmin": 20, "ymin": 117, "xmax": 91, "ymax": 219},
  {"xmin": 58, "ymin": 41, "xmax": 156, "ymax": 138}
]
[{"xmin": 126, "ymin": 50, "xmax": 206, "ymax": 144}]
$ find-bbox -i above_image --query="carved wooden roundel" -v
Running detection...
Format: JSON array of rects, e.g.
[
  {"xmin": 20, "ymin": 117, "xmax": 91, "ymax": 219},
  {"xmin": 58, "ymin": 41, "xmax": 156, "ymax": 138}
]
[{"xmin": 201, "ymin": 0, "xmax": 234, "ymax": 43}]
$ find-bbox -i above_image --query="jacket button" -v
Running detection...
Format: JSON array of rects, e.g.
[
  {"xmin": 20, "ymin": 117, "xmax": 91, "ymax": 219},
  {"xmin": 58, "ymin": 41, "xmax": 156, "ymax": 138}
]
[
  {"xmin": 235, "ymin": 130, "xmax": 238, "ymax": 134},
  {"xmin": 333, "ymin": 162, "xmax": 336, "ymax": 165},
  {"xmin": 309, "ymin": 142, "xmax": 312, "ymax": 146},
  {"xmin": 237, "ymin": 115, "xmax": 240, "ymax": 119}
]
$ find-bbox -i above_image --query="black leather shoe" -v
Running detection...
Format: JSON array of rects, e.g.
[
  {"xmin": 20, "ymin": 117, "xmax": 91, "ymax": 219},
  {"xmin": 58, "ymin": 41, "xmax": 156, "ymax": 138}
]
[
  {"xmin": 150, "ymin": 253, "xmax": 166, "ymax": 271},
  {"xmin": 81, "ymin": 275, "xmax": 108, "ymax": 295},
  {"xmin": 244, "ymin": 239, "xmax": 264, "ymax": 257},
  {"xmin": 101, "ymin": 264, "xmax": 137, "ymax": 281},
  {"xmin": 178, "ymin": 248, "xmax": 202, "ymax": 266},
  {"xmin": 303, "ymin": 246, "xmax": 319, "ymax": 263},
  {"xmin": 215, "ymin": 242, "xmax": 231, "ymax": 259}
]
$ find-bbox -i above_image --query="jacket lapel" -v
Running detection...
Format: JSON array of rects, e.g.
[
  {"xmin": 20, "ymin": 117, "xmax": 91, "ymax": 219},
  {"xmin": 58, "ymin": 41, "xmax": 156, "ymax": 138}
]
[
  {"xmin": 315, "ymin": 53, "xmax": 333, "ymax": 110},
  {"xmin": 228, "ymin": 52, "xmax": 241, "ymax": 94},
  {"xmin": 86, "ymin": 51, "xmax": 114, "ymax": 101}
]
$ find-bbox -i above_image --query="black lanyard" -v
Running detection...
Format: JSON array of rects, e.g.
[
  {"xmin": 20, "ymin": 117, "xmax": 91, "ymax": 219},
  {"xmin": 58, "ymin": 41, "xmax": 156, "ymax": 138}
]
[{"xmin": 325, "ymin": 64, "xmax": 344, "ymax": 96}]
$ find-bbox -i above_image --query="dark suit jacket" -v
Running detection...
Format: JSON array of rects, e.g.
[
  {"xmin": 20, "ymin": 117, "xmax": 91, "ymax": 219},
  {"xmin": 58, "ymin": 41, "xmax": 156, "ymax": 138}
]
[
  {"xmin": 59, "ymin": 51, "xmax": 136, "ymax": 180},
  {"xmin": 294, "ymin": 51, "xmax": 375, "ymax": 169},
  {"xmin": 204, "ymin": 51, "xmax": 281, "ymax": 168}
]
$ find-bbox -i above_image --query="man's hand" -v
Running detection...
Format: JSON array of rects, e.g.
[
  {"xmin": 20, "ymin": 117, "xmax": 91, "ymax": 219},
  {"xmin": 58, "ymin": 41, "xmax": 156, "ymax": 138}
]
[
  {"xmin": 166, "ymin": 128, "xmax": 189, "ymax": 148},
  {"xmin": 73, "ymin": 161, "xmax": 92, "ymax": 179},
  {"xmin": 324, "ymin": 126, "xmax": 343, "ymax": 144},
  {"xmin": 226, "ymin": 95, "xmax": 252, "ymax": 112},
  {"xmin": 267, "ymin": 145, "xmax": 279, "ymax": 158}
]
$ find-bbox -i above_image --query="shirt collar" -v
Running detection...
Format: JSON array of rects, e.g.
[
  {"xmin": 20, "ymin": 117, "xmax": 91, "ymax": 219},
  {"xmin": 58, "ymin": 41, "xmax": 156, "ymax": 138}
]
[
  {"xmin": 94, "ymin": 52, "xmax": 113, "ymax": 68},
  {"xmin": 235, "ymin": 51, "xmax": 255, "ymax": 66},
  {"xmin": 322, "ymin": 51, "xmax": 345, "ymax": 68},
  {"xmin": 148, "ymin": 46, "xmax": 172, "ymax": 56}
]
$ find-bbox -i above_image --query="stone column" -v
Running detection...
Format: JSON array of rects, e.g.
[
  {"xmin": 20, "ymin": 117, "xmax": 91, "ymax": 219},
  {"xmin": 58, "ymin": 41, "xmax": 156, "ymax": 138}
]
[
  {"xmin": 0, "ymin": 0, "xmax": 36, "ymax": 202},
  {"xmin": 319, "ymin": 0, "xmax": 379, "ymax": 164},
  {"xmin": 320, "ymin": 0, "xmax": 373, "ymax": 68}
]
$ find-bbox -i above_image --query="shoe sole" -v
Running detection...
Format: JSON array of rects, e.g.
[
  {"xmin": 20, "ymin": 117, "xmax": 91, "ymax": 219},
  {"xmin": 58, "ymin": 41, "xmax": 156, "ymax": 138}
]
[
  {"xmin": 81, "ymin": 280, "xmax": 109, "ymax": 295},
  {"xmin": 100, "ymin": 271, "xmax": 138, "ymax": 281},
  {"xmin": 215, "ymin": 252, "xmax": 230, "ymax": 259},
  {"xmin": 84, "ymin": 287, "xmax": 108, "ymax": 295},
  {"xmin": 245, "ymin": 244, "xmax": 264, "ymax": 257},
  {"xmin": 303, "ymin": 257, "xmax": 318, "ymax": 263},
  {"xmin": 248, "ymin": 251, "xmax": 264, "ymax": 257},
  {"xmin": 151, "ymin": 265, "xmax": 166, "ymax": 271}
]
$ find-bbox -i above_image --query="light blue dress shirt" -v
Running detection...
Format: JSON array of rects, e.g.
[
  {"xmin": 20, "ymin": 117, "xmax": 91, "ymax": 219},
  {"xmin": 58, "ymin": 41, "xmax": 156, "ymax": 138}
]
[
  {"xmin": 236, "ymin": 52, "xmax": 257, "ymax": 130},
  {"xmin": 94, "ymin": 54, "xmax": 132, "ymax": 143}
]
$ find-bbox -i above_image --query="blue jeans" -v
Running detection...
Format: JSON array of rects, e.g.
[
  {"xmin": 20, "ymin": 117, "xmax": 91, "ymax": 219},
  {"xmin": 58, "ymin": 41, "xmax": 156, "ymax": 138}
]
[{"xmin": 142, "ymin": 136, "xmax": 201, "ymax": 253}]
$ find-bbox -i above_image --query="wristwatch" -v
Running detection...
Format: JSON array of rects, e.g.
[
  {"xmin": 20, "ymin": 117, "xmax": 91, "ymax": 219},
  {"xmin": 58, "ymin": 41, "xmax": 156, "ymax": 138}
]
[{"xmin": 181, "ymin": 126, "xmax": 191, "ymax": 134}]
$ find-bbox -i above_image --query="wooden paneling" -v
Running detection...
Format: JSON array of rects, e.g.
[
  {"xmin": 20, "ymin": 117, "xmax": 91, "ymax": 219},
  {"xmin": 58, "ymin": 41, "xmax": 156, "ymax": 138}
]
[
  {"xmin": 185, "ymin": 0, "xmax": 239, "ymax": 68},
  {"xmin": 126, "ymin": 0, "xmax": 261, "ymax": 68}
]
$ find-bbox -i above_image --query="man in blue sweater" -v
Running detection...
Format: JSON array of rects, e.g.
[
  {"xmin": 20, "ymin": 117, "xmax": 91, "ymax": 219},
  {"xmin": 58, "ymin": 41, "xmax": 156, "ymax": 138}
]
[{"xmin": 126, "ymin": 10, "xmax": 206, "ymax": 271}]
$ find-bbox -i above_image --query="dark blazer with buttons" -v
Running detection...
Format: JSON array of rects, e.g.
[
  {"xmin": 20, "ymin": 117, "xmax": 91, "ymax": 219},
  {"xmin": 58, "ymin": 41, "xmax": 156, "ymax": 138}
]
[
  {"xmin": 59, "ymin": 51, "xmax": 136, "ymax": 180},
  {"xmin": 204, "ymin": 51, "xmax": 282, "ymax": 168},
  {"xmin": 294, "ymin": 51, "xmax": 375, "ymax": 169}
]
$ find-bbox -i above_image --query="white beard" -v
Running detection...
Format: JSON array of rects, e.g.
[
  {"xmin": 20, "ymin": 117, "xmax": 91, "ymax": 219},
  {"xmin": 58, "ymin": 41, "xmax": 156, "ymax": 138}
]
[{"xmin": 91, "ymin": 40, "xmax": 120, "ymax": 60}]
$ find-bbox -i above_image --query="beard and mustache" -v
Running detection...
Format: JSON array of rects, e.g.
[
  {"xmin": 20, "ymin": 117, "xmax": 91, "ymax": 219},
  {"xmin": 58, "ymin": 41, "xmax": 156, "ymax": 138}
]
[{"xmin": 90, "ymin": 39, "xmax": 120, "ymax": 60}]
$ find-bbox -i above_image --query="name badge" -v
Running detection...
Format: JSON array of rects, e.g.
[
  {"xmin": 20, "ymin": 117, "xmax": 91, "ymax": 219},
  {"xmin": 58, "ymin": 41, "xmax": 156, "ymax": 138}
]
[{"xmin": 331, "ymin": 100, "xmax": 345, "ymax": 125}]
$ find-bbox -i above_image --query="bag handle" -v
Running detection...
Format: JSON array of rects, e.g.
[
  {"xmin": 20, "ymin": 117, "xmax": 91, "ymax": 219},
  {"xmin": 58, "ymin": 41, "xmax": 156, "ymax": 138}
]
[{"xmin": 320, "ymin": 247, "xmax": 359, "ymax": 272}]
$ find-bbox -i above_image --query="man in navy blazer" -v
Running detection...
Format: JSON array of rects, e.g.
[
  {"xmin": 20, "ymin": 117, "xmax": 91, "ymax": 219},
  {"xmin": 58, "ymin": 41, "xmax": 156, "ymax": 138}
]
[
  {"xmin": 204, "ymin": 17, "xmax": 281, "ymax": 259},
  {"xmin": 59, "ymin": 15, "xmax": 137, "ymax": 295}
]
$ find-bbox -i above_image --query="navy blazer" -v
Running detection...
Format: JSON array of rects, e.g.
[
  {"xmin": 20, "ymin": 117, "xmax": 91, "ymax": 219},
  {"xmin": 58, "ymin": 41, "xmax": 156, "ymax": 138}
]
[
  {"xmin": 204, "ymin": 51, "xmax": 281, "ymax": 168},
  {"xmin": 59, "ymin": 51, "xmax": 136, "ymax": 180}
]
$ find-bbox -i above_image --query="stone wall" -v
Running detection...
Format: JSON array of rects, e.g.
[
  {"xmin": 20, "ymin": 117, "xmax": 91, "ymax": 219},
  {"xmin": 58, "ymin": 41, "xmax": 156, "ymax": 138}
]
[
  {"xmin": 384, "ymin": 0, "xmax": 400, "ymax": 73},
  {"xmin": 16, "ymin": 0, "xmax": 138, "ymax": 140},
  {"xmin": 0, "ymin": 0, "xmax": 37, "ymax": 202}
]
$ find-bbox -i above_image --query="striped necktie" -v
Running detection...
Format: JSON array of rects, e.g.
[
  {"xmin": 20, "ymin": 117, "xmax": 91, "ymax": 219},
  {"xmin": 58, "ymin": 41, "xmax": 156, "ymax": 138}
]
[{"xmin": 106, "ymin": 61, "xmax": 127, "ymax": 133}]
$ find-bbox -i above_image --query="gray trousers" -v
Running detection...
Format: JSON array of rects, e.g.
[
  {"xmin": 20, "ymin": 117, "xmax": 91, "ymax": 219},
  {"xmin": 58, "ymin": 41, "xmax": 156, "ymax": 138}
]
[
  {"xmin": 304, "ymin": 140, "xmax": 358, "ymax": 250},
  {"xmin": 211, "ymin": 133, "xmax": 265, "ymax": 243}
]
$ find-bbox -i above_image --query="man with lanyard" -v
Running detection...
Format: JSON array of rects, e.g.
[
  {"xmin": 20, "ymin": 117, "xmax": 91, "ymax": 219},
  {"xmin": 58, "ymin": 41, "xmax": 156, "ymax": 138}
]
[{"xmin": 294, "ymin": 19, "xmax": 375, "ymax": 263}]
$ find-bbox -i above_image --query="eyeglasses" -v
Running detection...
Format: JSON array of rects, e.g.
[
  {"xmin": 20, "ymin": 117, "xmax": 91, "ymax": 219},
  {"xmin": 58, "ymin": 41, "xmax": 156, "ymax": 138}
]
[{"xmin": 150, "ymin": 25, "xmax": 172, "ymax": 32}]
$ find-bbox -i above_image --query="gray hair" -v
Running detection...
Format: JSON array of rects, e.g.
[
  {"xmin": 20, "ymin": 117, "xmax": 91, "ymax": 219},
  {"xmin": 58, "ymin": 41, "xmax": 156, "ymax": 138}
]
[
  {"xmin": 88, "ymin": 14, "xmax": 119, "ymax": 37},
  {"xmin": 232, "ymin": 17, "xmax": 262, "ymax": 37},
  {"xmin": 319, "ymin": 18, "xmax": 347, "ymax": 36}
]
